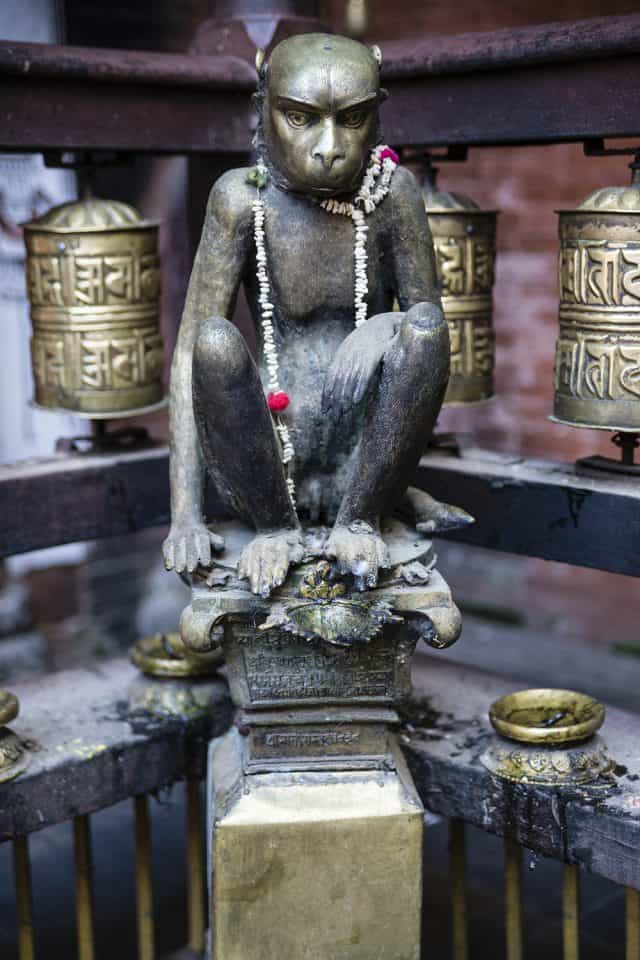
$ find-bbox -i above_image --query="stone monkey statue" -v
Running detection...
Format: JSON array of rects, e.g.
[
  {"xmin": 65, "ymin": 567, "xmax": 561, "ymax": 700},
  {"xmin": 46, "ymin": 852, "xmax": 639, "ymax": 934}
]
[{"xmin": 163, "ymin": 33, "xmax": 469, "ymax": 598}]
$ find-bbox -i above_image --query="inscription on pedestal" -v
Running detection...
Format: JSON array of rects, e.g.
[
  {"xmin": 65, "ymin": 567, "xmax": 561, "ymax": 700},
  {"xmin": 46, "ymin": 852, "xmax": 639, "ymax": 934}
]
[
  {"xmin": 247, "ymin": 722, "xmax": 391, "ymax": 768},
  {"xmin": 230, "ymin": 629, "xmax": 397, "ymax": 706}
]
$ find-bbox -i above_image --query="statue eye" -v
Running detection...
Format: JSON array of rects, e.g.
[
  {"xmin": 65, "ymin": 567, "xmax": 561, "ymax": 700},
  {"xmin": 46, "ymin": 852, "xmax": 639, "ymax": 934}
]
[
  {"xmin": 341, "ymin": 109, "xmax": 366, "ymax": 128},
  {"xmin": 285, "ymin": 110, "xmax": 311, "ymax": 128}
]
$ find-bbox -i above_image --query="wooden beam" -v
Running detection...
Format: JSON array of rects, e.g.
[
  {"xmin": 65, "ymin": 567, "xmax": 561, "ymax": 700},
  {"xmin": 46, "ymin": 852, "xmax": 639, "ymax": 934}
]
[
  {"xmin": 0, "ymin": 658, "xmax": 232, "ymax": 840},
  {"xmin": 3, "ymin": 445, "xmax": 640, "ymax": 578},
  {"xmin": 405, "ymin": 656, "xmax": 640, "ymax": 892},
  {"xmin": 1, "ymin": 15, "xmax": 640, "ymax": 154},
  {"xmin": 0, "ymin": 446, "xmax": 225, "ymax": 557},
  {"xmin": 0, "ymin": 41, "xmax": 255, "ymax": 154},
  {"xmin": 416, "ymin": 447, "xmax": 640, "ymax": 577},
  {"xmin": 2, "ymin": 654, "xmax": 639, "ymax": 893}
]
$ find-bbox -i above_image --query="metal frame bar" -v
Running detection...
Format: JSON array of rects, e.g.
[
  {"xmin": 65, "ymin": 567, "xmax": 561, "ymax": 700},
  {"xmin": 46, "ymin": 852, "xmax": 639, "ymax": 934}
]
[
  {"xmin": 13, "ymin": 837, "xmax": 35, "ymax": 960},
  {"xmin": 563, "ymin": 864, "xmax": 580, "ymax": 960},
  {"xmin": 73, "ymin": 815, "xmax": 96, "ymax": 960},
  {"xmin": 134, "ymin": 795, "xmax": 155, "ymax": 960},
  {"xmin": 450, "ymin": 819, "xmax": 468, "ymax": 960},
  {"xmin": 504, "ymin": 839, "xmax": 523, "ymax": 960}
]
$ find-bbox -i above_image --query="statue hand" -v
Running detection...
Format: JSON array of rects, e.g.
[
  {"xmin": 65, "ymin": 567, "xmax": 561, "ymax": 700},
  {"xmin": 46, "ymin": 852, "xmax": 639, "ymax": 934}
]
[
  {"xmin": 162, "ymin": 522, "xmax": 225, "ymax": 574},
  {"xmin": 322, "ymin": 313, "xmax": 397, "ymax": 422}
]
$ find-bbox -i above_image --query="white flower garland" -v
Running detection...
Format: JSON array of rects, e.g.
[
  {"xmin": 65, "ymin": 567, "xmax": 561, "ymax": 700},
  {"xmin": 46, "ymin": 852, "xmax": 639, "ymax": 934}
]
[
  {"xmin": 320, "ymin": 145, "xmax": 398, "ymax": 327},
  {"xmin": 252, "ymin": 145, "xmax": 398, "ymax": 501}
]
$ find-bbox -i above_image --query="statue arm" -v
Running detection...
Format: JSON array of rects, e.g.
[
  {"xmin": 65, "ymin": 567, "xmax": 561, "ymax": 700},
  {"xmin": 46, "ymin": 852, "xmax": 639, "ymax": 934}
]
[
  {"xmin": 389, "ymin": 165, "xmax": 442, "ymax": 312},
  {"xmin": 165, "ymin": 171, "xmax": 252, "ymax": 572}
]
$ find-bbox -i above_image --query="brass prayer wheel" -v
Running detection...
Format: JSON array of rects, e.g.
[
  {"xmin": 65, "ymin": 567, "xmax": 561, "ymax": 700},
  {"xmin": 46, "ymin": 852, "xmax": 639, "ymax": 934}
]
[
  {"xmin": 423, "ymin": 167, "xmax": 498, "ymax": 405},
  {"xmin": 24, "ymin": 197, "xmax": 164, "ymax": 418},
  {"xmin": 553, "ymin": 167, "xmax": 640, "ymax": 432}
]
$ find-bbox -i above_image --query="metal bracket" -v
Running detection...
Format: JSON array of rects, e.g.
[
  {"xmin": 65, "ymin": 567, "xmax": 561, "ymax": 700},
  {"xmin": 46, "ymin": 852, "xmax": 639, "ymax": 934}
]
[
  {"xmin": 583, "ymin": 138, "xmax": 640, "ymax": 159},
  {"xmin": 43, "ymin": 149, "xmax": 131, "ymax": 170},
  {"xmin": 402, "ymin": 144, "xmax": 469, "ymax": 165}
]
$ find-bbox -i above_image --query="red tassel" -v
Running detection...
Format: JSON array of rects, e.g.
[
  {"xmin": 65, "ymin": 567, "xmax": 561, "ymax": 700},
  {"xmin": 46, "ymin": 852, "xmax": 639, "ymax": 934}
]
[{"xmin": 268, "ymin": 391, "xmax": 290, "ymax": 412}]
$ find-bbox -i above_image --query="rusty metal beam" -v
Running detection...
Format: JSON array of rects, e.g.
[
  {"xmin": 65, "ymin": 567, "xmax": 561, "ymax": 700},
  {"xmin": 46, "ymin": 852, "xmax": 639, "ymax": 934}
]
[{"xmin": 1, "ymin": 15, "xmax": 640, "ymax": 154}]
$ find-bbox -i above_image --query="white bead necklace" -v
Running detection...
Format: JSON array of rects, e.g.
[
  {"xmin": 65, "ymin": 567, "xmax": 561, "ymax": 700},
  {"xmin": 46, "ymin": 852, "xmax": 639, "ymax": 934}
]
[{"xmin": 251, "ymin": 144, "xmax": 399, "ymax": 502}]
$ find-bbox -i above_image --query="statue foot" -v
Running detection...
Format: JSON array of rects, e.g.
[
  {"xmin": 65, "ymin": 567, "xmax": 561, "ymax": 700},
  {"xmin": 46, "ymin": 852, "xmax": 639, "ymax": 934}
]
[
  {"xmin": 326, "ymin": 520, "xmax": 390, "ymax": 592},
  {"xmin": 402, "ymin": 486, "xmax": 474, "ymax": 534},
  {"xmin": 238, "ymin": 528, "xmax": 305, "ymax": 598}
]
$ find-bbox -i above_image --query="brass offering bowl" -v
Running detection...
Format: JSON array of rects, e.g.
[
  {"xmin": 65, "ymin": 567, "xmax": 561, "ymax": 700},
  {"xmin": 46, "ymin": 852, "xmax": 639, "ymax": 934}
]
[
  {"xmin": 482, "ymin": 688, "xmax": 612, "ymax": 787},
  {"xmin": 489, "ymin": 688, "xmax": 604, "ymax": 745},
  {"xmin": 128, "ymin": 633, "xmax": 226, "ymax": 718},
  {"xmin": 130, "ymin": 631, "xmax": 224, "ymax": 679},
  {"xmin": 0, "ymin": 691, "xmax": 31, "ymax": 783}
]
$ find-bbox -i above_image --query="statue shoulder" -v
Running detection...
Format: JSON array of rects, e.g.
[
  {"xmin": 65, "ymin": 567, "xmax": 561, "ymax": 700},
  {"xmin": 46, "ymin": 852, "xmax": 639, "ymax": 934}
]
[
  {"xmin": 205, "ymin": 167, "xmax": 256, "ymax": 230},
  {"xmin": 387, "ymin": 164, "xmax": 424, "ymax": 211}
]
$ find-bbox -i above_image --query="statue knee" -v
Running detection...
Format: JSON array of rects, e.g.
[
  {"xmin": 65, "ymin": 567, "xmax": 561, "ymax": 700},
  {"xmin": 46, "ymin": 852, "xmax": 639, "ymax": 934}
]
[
  {"xmin": 405, "ymin": 301, "xmax": 447, "ymax": 334},
  {"xmin": 193, "ymin": 317, "xmax": 251, "ymax": 386}
]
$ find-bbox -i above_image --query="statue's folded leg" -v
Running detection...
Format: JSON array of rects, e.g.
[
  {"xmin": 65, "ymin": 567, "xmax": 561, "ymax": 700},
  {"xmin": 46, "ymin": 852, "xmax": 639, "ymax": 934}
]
[
  {"xmin": 192, "ymin": 316, "xmax": 296, "ymax": 530},
  {"xmin": 329, "ymin": 304, "xmax": 450, "ymax": 586},
  {"xmin": 192, "ymin": 317, "xmax": 303, "ymax": 596}
]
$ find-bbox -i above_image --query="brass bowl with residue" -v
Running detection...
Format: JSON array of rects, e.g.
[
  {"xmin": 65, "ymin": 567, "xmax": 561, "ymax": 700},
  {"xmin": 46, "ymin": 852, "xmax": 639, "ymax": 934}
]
[{"xmin": 489, "ymin": 689, "xmax": 604, "ymax": 746}]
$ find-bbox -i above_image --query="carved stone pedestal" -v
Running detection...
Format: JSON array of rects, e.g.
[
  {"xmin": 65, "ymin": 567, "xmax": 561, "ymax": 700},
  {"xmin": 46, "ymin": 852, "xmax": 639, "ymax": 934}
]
[{"xmin": 180, "ymin": 519, "xmax": 460, "ymax": 959}]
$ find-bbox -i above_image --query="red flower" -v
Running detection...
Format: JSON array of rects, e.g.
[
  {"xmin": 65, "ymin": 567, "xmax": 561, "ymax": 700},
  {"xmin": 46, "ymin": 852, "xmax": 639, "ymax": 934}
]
[
  {"xmin": 380, "ymin": 146, "xmax": 400, "ymax": 165},
  {"xmin": 267, "ymin": 391, "xmax": 290, "ymax": 412}
]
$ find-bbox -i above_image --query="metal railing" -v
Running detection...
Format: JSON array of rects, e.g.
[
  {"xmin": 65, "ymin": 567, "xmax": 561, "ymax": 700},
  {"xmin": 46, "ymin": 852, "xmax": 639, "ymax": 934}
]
[{"xmin": 1, "ymin": 654, "xmax": 637, "ymax": 958}]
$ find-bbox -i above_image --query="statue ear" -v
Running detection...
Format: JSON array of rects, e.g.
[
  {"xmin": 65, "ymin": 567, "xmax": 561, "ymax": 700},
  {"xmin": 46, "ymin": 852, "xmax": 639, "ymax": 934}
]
[
  {"xmin": 370, "ymin": 44, "xmax": 382, "ymax": 67},
  {"xmin": 255, "ymin": 48, "xmax": 267, "ymax": 75}
]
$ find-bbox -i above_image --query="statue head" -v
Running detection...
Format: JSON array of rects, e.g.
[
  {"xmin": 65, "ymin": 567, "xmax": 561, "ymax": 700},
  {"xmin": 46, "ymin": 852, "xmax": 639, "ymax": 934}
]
[{"xmin": 255, "ymin": 33, "xmax": 385, "ymax": 198}]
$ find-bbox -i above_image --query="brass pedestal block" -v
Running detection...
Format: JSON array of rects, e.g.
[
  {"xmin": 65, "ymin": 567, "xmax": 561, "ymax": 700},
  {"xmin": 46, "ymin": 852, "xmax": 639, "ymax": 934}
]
[
  {"xmin": 208, "ymin": 729, "xmax": 423, "ymax": 960},
  {"xmin": 180, "ymin": 520, "xmax": 460, "ymax": 959}
]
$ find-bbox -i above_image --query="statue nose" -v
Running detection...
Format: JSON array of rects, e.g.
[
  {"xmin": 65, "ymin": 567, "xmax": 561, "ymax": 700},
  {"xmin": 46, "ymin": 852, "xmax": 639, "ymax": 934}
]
[{"xmin": 312, "ymin": 121, "xmax": 345, "ymax": 169}]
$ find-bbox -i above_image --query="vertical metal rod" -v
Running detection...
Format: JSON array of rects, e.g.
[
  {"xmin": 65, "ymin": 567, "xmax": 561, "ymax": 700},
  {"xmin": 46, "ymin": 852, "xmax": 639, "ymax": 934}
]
[
  {"xmin": 13, "ymin": 836, "xmax": 35, "ymax": 960},
  {"xmin": 504, "ymin": 838, "xmax": 523, "ymax": 960},
  {"xmin": 134, "ymin": 794, "xmax": 155, "ymax": 960},
  {"xmin": 562, "ymin": 864, "xmax": 579, "ymax": 960},
  {"xmin": 186, "ymin": 780, "xmax": 206, "ymax": 953},
  {"xmin": 450, "ymin": 819, "xmax": 468, "ymax": 960},
  {"xmin": 73, "ymin": 815, "xmax": 96, "ymax": 960},
  {"xmin": 627, "ymin": 887, "xmax": 640, "ymax": 960}
]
